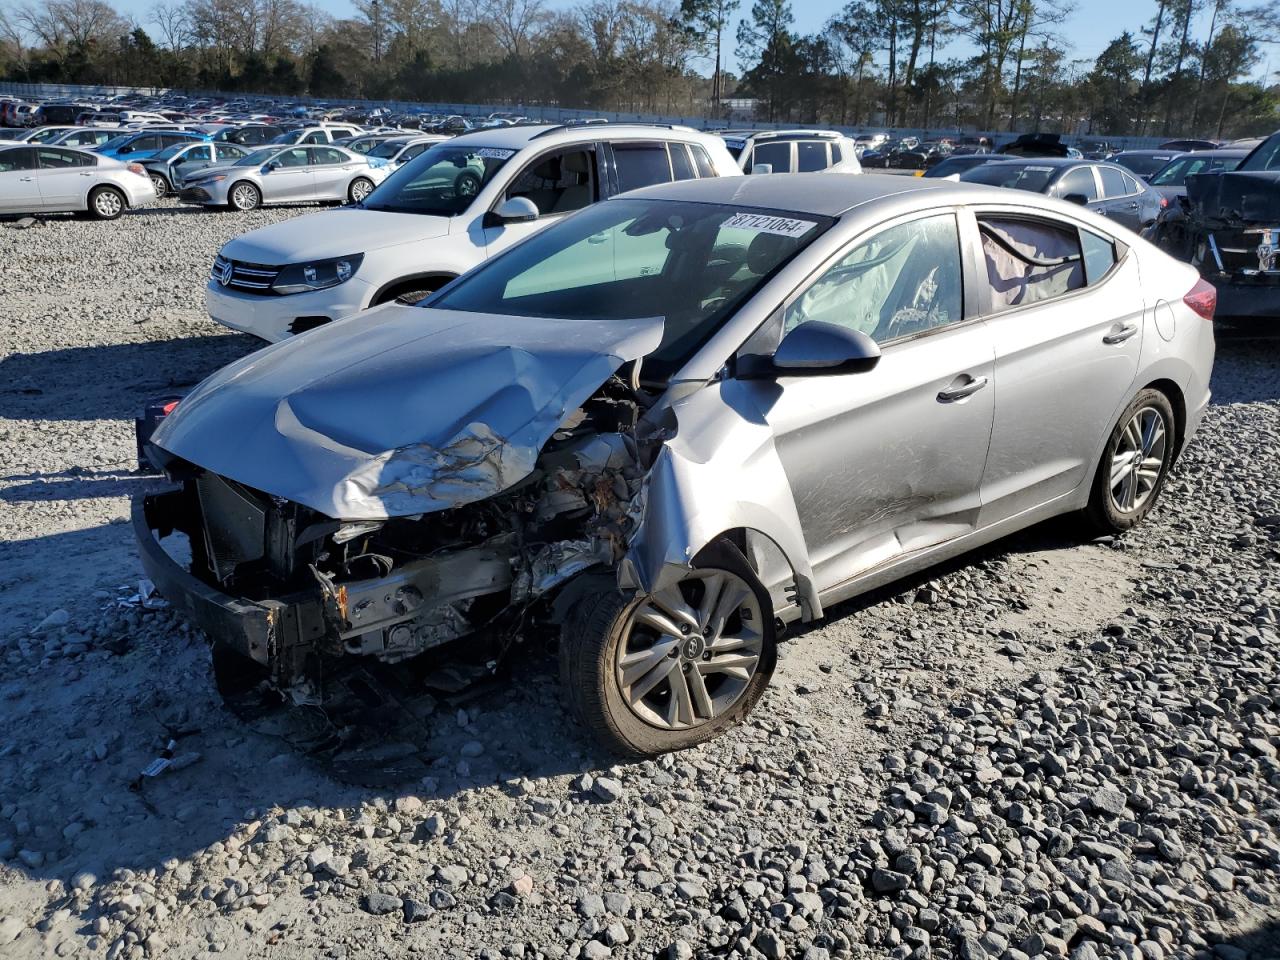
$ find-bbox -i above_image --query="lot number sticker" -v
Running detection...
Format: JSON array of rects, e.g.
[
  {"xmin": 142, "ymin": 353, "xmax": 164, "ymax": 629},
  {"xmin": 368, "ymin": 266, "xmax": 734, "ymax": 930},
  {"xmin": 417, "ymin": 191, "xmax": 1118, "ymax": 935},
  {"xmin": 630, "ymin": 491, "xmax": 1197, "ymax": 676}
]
[
  {"xmin": 476, "ymin": 148, "xmax": 516, "ymax": 159},
  {"xmin": 723, "ymin": 213, "xmax": 817, "ymax": 238}
]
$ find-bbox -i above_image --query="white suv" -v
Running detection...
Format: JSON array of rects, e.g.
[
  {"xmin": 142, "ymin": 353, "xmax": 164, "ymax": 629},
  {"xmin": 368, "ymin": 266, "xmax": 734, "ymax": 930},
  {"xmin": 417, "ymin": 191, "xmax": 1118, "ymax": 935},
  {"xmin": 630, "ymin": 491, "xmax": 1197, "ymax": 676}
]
[
  {"xmin": 206, "ymin": 124, "xmax": 742, "ymax": 341},
  {"xmin": 720, "ymin": 130, "xmax": 862, "ymax": 176}
]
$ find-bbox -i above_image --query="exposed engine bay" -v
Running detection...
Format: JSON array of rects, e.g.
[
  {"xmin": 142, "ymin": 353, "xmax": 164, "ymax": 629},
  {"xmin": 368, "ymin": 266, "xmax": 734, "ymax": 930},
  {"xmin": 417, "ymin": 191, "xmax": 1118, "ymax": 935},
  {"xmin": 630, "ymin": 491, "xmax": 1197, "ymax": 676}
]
[{"xmin": 137, "ymin": 369, "xmax": 663, "ymax": 693}]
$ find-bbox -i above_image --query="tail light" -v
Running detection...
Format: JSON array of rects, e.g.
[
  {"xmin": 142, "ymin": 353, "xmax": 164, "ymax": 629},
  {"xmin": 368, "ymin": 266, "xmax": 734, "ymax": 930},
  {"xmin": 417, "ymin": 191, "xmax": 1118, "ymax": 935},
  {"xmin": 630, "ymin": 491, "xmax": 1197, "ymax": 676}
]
[
  {"xmin": 1183, "ymin": 277, "xmax": 1217, "ymax": 321},
  {"xmin": 126, "ymin": 162, "xmax": 147, "ymax": 177},
  {"xmin": 1159, "ymin": 196, "xmax": 1169, "ymax": 209}
]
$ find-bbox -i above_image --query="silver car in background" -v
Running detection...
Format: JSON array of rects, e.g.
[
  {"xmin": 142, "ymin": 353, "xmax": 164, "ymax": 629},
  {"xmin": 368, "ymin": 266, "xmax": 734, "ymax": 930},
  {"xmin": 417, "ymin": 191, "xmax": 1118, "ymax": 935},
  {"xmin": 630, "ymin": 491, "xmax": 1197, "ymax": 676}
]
[
  {"xmin": 177, "ymin": 144, "xmax": 387, "ymax": 211},
  {"xmin": 364, "ymin": 134, "xmax": 449, "ymax": 169},
  {"xmin": 0, "ymin": 144, "xmax": 156, "ymax": 219},
  {"xmin": 136, "ymin": 174, "xmax": 1214, "ymax": 757}
]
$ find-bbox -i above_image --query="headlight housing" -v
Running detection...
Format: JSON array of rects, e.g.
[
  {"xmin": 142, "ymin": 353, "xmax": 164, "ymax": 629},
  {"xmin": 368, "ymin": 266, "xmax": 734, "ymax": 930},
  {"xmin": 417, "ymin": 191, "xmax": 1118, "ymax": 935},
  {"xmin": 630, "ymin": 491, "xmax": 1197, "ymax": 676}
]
[
  {"xmin": 198, "ymin": 175, "xmax": 227, "ymax": 185},
  {"xmin": 272, "ymin": 254, "xmax": 364, "ymax": 295}
]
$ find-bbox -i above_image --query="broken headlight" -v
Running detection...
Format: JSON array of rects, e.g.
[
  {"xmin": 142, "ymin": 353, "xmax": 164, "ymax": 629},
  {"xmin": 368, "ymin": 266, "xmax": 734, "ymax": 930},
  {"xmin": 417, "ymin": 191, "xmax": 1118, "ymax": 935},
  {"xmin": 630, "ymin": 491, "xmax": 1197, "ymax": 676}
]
[{"xmin": 272, "ymin": 254, "xmax": 364, "ymax": 295}]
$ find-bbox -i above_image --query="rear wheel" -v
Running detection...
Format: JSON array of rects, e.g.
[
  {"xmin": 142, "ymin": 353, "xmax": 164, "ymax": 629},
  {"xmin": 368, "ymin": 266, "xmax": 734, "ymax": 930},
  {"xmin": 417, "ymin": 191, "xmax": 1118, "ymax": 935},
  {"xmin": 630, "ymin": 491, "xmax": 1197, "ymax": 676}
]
[
  {"xmin": 229, "ymin": 181, "xmax": 261, "ymax": 211},
  {"xmin": 1084, "ymin": 388, "xmax": 1176, "ymax": 533},
  {"xmin": 88, "ymin": 186, "xmax": 125, "ymax": 220},
  {"xmin": 348, "ymin": 177, "xmax": 374, "ymax": 204},
  {"xmin": 559, "ymin": 541, "xmax": 776, "ymax": 758}
]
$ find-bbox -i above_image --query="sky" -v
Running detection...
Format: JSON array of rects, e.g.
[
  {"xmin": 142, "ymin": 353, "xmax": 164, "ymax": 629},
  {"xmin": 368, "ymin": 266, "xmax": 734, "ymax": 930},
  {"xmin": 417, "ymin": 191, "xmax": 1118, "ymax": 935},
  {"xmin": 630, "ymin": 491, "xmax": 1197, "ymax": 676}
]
[{"xmin": 102, "ymin": 0, "xmax": 1273, "ymax": 83}]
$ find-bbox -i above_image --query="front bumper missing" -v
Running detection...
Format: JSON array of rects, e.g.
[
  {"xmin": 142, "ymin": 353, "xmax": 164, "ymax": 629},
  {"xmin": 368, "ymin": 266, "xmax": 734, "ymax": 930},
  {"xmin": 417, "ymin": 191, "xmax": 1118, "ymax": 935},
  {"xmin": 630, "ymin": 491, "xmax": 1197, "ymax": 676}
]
[
  {"xmin": 133, "ymin": 488, "xmax": 517, "ymax": 685},
  {"xmin": 133, "ymin": 489, "xmax": 326, "ymax": 682}
]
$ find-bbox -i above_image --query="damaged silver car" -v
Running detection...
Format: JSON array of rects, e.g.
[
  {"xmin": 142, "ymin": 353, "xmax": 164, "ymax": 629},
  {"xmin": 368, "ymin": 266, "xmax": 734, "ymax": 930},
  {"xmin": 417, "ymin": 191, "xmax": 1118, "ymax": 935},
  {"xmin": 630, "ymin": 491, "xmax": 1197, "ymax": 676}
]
[{"xmin": 135, "ymin": 174, "xmax": 1215, "ymax": 757}]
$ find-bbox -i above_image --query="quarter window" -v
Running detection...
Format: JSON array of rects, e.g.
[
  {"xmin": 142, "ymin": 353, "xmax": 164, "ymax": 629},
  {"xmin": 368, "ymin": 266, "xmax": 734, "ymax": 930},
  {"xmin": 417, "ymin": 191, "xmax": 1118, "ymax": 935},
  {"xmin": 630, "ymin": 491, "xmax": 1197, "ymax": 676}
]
[
  {"xmin": 1081, "ymin": 229, "xmax": 1118, "ymax": 284},
  {"xmin": 613, "ymin": 143, "xmax": 673, "ymax": 192},
  {"xmin": 669, "ymin": 143, "xmax": 695, "ymax": 181},
  {"xmin": 507, "ymin": 148, "xmax": 596, "ymax": 216},
  {"xmin": 978, "ymin": 216, "xmax": 1084, "ymax": 310},
  {"xmin": 752, "ymin": 141, "xmax": 791, "ymax": 173},
  {"xmin": 796, "ymin": 141, "xmax": 829, "ymax": 172},
  {"xmin": 785, "ymin": 213, "xmax": 963, "ymax": 341},
  {"xmin": 690, "ymin": 145, "xmax": 715, "ymax": 178}
]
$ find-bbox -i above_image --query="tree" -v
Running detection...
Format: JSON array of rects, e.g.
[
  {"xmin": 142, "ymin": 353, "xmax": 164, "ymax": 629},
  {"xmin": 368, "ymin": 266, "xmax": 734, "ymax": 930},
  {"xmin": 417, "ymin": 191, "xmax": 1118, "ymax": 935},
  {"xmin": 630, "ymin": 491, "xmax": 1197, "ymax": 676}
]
[
  {"xmin": 1085, "ymin": 31, "xmax": 1141, "ymax": 133},
  {"xmin": 736, "ymin": 0, "xmax": 793, "ymax": 120},
  {"xmin": 675, "ymin": 0, "xmax": 738, "ymax": 106}
]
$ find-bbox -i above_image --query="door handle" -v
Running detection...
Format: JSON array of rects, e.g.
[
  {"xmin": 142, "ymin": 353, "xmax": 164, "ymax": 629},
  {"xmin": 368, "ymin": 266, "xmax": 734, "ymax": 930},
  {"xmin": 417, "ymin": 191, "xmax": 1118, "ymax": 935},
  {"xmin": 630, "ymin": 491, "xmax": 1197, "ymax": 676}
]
[
  {"xmin": 19, "ymin": 177, "xmax": 33, "ymax": 181},
  {"xmin": 1103, "ymin": 323, "xmax": 1139, "ymax": 344},
  {"xmin": 937, "ymin": 375, "xmax": 989, "ymax": 403},
  {"xmin": 1127, "ymin": 201, "xmax": 1139, "ymax": 209},
  {"xmin": 587, "ymin": 234, "xmax": 608, "ymax": 244}
]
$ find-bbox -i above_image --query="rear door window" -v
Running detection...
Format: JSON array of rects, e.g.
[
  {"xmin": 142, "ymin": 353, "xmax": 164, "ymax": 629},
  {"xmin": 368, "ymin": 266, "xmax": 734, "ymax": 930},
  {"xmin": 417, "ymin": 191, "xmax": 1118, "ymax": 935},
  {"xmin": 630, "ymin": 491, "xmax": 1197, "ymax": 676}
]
[
  {"xmin": 796, "ymin": 141, "xmax": 830, "ymax": 172},
  {"xmin": 613, "ymin": 142, "xmax": 673, "ymax": 192},
  {"xmin": 1099, "ymin": 166, "xmax": 1131, "ymax": 199},
  {"xmin": 978, "ymin": 215, "xmax": 1085, "ymax": 310},
  {"xmin": 37, "ymin": 148, "xmax": 92, "ymax": 168},
  {"xmin": 752, "ymin": 141, "xmax": 792, "ymax": 173}
]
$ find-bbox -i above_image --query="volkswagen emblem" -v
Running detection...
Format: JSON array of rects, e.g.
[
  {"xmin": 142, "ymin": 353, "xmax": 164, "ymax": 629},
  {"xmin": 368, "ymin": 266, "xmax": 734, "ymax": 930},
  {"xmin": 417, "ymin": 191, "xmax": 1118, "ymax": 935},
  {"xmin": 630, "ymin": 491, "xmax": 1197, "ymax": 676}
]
[{"xmin": 216, "ymin": 260, "xmax": 233, "ymax": 287}]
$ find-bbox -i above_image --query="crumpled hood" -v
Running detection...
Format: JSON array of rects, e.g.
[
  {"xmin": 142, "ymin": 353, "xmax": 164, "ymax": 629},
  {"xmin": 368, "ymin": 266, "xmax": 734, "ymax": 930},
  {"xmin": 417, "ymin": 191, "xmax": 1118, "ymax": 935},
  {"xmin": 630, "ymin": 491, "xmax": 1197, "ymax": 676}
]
[
  {"xmin": 152, "ymin": 305, "xmax": 664, "ymax": 520},
  {"xmin": 220, "ymin": 208, "xmax": 451, "ymax": 264}
]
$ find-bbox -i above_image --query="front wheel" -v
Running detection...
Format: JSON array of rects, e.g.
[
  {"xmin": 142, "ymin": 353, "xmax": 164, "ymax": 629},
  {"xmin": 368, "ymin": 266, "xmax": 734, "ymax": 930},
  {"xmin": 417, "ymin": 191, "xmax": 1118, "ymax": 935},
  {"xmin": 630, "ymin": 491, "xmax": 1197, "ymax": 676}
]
[
  {"xmin": 1084, "ymin": 388, "xmax": 1176, "ymax": 533},
  {"xmin": 149, "ymin": 173, "xmax": 169, "ymax": 198},
  {"xmin": 88, "ymin": 186, "xmax": 125, "ymax": 220},
  {"xmin": 229, "ymin": 181, "xmax": 261, "ymax": 211},
  {"xmin": 559, "ymin": 542, "xmax": 776, "ymax": 758}
]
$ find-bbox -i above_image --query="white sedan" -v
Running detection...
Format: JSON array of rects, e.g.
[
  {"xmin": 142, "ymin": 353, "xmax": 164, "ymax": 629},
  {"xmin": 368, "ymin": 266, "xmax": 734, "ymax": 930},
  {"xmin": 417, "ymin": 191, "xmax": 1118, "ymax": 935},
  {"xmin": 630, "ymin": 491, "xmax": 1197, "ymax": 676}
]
[{"xmin": 0, "ymin": 144, "xmax": 156, "ymax": 219}]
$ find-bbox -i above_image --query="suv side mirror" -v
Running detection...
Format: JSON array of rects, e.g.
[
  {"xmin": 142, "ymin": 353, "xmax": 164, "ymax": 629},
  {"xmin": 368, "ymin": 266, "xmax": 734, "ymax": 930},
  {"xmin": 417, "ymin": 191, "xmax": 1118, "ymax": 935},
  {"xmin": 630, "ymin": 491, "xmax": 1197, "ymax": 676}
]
[
  {"xmin": 484, "ymin": 195, "xmax": 539, "ymax": 227},
  {"xmin": 1063, "ymin": 193, "xmax": 1089, "ymax": 205},
  {"xmin": 740, "ymin": 322, "xmax": 881, "ymax": 378}
]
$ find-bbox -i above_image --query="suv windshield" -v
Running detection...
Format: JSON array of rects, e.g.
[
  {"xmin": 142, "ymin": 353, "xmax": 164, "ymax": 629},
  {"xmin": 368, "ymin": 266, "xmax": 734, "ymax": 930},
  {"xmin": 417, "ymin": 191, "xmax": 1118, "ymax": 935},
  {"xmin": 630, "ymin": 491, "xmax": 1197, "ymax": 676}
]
[
  {"xmin": 1240, "ymin": 133, "xmax": 1280, "ymax": 173},
  {"xmin": 363, "ymin": 144, "xmax": 516, "ymax": 215},
  {"xmin": 961, "ymin": 162, "xmax": 1057, "ymax": 192},
  {"xmin": 430, "ymin": 198, "xmax": 831, "ymax": 381},
  {"xmin": 368, "ymin": 139, "xmax": 407, "ymax": 159}
]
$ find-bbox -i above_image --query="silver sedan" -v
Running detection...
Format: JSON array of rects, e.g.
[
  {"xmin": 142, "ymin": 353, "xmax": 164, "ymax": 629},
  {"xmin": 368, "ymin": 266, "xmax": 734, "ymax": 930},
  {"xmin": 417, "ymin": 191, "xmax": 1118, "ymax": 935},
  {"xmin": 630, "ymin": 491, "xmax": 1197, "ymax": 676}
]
[
  {"xmin": 0, "ymin": 143, "xmax": 156, "ymax": 219},
  {"xmin": 176, "ymin": 144, "xmax": 388, "ymax": 211},
  {"xmin": 136, "ymin": 174, "xmax": 1214, "ymax": 757}
]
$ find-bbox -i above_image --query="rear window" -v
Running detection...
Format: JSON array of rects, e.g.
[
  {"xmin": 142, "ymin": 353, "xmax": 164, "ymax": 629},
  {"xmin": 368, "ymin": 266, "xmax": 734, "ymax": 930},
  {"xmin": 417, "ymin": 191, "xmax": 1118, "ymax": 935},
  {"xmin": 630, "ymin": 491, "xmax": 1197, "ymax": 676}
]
[{"xmin": 962, "ymin": 162, "xmax": 1056, "ymax": 192}]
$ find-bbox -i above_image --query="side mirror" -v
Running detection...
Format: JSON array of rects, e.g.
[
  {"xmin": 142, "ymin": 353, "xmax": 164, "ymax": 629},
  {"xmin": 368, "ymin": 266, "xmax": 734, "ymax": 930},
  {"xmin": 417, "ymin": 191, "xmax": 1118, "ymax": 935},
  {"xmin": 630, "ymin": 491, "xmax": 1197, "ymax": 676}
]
[
  {"xmin": 750, "ymin": 163, "xmax": 773, "ymax": 176},
  {"xmin": 484, "ymin": 195, "xmax": 539, "ymax": 227},
  {"xmin": 263, "ymin": 161, "xmax": 279, "ymax": 172},
  {"xmin": 741, "ymin": 322, "xmax": 882, "ymax": 378},
  {"xmin": 1063, "ymin": 193, "xmax": 1089, "ymax": 206}
]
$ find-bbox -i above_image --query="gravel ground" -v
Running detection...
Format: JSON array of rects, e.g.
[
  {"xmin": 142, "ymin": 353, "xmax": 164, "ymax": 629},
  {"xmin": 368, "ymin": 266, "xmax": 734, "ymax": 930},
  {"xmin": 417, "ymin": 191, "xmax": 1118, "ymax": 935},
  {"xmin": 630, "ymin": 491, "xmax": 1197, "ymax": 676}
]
[{"xmin": 1, "ymin": 201, "xmax": 1278, "ymax": 960}]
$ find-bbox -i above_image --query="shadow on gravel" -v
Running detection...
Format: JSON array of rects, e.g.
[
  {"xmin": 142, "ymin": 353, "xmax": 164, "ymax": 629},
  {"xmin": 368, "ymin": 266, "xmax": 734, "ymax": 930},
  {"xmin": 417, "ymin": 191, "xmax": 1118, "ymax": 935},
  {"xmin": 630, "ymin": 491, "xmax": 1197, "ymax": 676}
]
[
  {"xmin": 1210, "ymin": 338, "xmax": 1280, "ymax": 405},
  {"xmin": 0, "ymin": 472, "xmax": 153, "ymax": 504},
  {"xmin": 1221, "ymin": 919, "xmax": 1280, "ymax": 959},
  {"xmin": 124, "ymin": 206, "xmax": 214, "ymax": 217},
  {"xmin": 0, "ymin": 334, "xmax": 260, "ymax": 422}
]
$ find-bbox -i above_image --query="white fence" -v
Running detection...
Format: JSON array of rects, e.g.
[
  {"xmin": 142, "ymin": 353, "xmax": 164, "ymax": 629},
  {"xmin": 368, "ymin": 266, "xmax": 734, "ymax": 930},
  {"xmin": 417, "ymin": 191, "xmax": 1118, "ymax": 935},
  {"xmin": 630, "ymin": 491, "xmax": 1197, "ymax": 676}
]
[{"xmin": 0, "ymin": 81, "xmax": 1175, "ymax": 149}]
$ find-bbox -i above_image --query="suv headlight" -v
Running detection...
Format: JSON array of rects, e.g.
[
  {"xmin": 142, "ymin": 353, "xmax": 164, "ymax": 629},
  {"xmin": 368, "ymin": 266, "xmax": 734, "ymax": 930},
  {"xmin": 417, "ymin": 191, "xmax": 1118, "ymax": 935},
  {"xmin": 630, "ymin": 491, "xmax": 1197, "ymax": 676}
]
[{"xmin": 272, "ymin": 254, "xmax": 364, "ymax": 295}]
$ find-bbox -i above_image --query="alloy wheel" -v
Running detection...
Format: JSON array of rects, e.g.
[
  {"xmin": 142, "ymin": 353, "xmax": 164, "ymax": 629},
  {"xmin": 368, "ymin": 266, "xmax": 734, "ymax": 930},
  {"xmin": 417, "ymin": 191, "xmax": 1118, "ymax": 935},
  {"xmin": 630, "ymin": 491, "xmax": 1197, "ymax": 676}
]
[
  {"xmin": 231, "ymin": 184, "xmax": 259, "ymax": 210},
  {"xmin": 1109, "ymin": 406, "xmax": 1167, "ymax": 513},
  {"xmin": 150, "ymin": 174, "xmax": 167, "ymax": 197},
  {"xmin": 613, "ymin": 569, "xmax": 765, "ymax": 731},
  {"xmin": 350, "ymin": 178, "xmax": 373, "ymax": 202},
  {"xmin": 93, "ymin": 190, "xmax": 122, "ymax": 218}
]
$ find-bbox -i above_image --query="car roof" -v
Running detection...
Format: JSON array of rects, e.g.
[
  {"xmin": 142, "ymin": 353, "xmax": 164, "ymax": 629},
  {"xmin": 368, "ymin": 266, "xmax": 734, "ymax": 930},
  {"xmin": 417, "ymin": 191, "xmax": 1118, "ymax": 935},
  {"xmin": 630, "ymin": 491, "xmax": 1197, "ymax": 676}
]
[
  {"xmin": 448, "ymin": 123, "xmax": 723, "ymax": 150},
  {"xmin": 1112, "ymin": 149, "xmax": 1181, "ymax": 156},
  {"xmin": 623, "ymin": 171, "xmax": 1030, "ymax": 217},
  {"xmin": 991, "ymin": 156, "xmax": 1084, "ymax": 167}
]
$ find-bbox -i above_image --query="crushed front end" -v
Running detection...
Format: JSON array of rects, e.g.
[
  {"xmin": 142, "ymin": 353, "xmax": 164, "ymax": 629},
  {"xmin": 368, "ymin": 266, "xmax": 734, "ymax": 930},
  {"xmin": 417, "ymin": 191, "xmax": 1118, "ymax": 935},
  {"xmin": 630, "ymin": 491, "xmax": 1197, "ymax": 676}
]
[{"xmin": 134, "ymin": 372, "xmax": 653, "ymax": 693}]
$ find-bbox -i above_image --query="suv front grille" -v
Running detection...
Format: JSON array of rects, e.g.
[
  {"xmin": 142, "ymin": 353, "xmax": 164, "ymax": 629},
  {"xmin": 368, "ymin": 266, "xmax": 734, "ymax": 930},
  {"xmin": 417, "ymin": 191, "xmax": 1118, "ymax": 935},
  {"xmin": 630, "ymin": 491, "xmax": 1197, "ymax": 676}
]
[{"xmin": 211, "ymin": 255, "xmax": 281, "ymax": 295}]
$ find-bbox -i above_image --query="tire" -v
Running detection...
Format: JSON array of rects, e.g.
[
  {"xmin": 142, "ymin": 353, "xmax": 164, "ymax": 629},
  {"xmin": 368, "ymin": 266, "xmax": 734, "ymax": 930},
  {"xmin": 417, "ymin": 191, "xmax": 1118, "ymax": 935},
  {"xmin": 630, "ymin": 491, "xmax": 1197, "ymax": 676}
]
[
  {"xmin": 454, "ymin": 170, "xmax": 481, "ymax": 198},
  {"xmin": 347, "ymin": 177, "xmax": 374, "ymax": 204},
  {"xmin": 88, "ymin": 186, "xmax": 125, "ymax": 221},
  {"xmin": 1084, "ymin": 388, "xmax": 1176, "ymax": 534},
  {"xmin": 374, "ymin": 279, "xmax": 446, "ymax": 306},
  {"xmin": 228, "ymin": 181, "xmax": 261, "ymax": 211},
  {"xmin": 149, "ymin": 173, "xmax": 169, "ymax": 198},
  {"xmin": 559, "ymin": 540, "xmax": 776, "ymax": 758}
]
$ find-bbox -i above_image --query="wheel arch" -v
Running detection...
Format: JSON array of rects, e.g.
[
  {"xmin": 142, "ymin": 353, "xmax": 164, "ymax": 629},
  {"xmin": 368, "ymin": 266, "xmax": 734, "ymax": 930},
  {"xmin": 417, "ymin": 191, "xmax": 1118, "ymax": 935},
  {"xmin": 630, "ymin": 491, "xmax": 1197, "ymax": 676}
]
[
  {"xmin": 1142, "ymin": 377, "xmax": 1187, "ymax": 458},
  {"xmin": 370, "ymin": 272, "xmax": 459, "ymax": 306}
]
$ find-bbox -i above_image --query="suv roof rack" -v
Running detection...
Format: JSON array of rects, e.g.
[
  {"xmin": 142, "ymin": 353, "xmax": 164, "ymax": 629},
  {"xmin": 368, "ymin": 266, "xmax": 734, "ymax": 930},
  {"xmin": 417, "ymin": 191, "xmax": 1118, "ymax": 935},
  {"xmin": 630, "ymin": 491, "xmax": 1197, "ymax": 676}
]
[
  {"xmin": 747, "ymin": 129, "xmax": 842, "ymax": 142},
  {"xmin": 529, "ymin": 121, "xmax": 697, "ymax": 139}
]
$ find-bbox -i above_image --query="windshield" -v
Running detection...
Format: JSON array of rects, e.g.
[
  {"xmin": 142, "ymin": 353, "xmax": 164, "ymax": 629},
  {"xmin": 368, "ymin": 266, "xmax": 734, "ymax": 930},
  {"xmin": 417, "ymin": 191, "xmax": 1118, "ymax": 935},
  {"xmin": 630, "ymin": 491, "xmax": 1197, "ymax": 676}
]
[
  {"xmin": 960, "ymin": 162, "xmax": 1056, "ymax": 192},
  {"xmin": 151, "ymin": 143, "xmax": 189, "ymax": 161},
  {"xmin": 1150, "ymin": 153, "xmax": 1243, "ymax": 185},
  {"xmin": 362, "ymin": 144, "xmax": 516, "ymax": 215},
  {"xmin": 1240, "ymin": 133, "xmax": 1280, "ymax": 172},
  {"xmin": 368, "ymin": 139, "xmax": 406, "ymax": 159},
  {"xmin": 233, "ymin": 148, "xmax": 278, "ymax": 167},
  {"xmin": 430, "ymin": 198, "xmax": 831, "ymax": 382}
]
